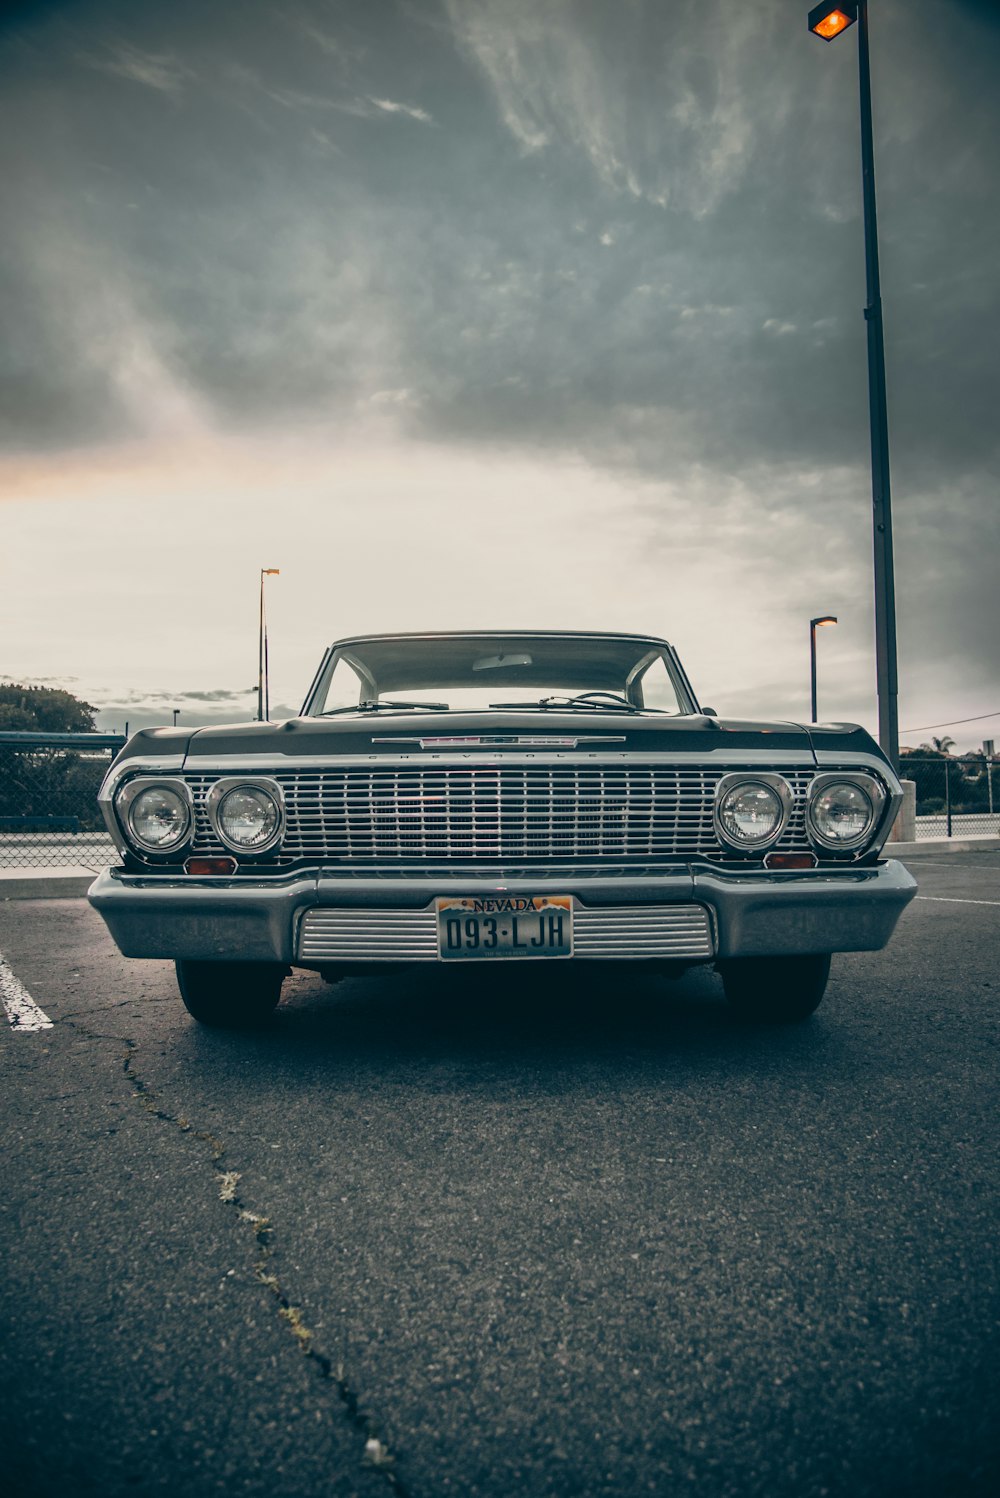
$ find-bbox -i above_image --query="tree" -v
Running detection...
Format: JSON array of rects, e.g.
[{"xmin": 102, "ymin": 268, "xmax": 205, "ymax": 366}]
[
  {"xmin": 917, "ymin": 735, "xmax": 956, "ymax": 757},
  {"xmin": 0, "ymin": 684, "xmax": 105, "ymax": 830},
  {"xmin": 0, "ymin": 683, "xmax": 97, "ymax": 733}
]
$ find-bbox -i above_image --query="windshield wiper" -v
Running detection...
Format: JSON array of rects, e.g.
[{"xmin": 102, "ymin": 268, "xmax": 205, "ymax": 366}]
[
  {"xmin": 318, "ymin": 700, "xmax": 449, "ymax": 716},
  {"xmin": 489, "ymin": 694, "xmax": 642, "ymax": 714}
]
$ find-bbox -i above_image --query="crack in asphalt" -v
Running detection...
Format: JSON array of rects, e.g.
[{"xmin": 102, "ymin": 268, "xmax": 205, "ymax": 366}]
[{"xmin": 57, "ymin": 1012, "xmax": 416, "ymax": 1498}]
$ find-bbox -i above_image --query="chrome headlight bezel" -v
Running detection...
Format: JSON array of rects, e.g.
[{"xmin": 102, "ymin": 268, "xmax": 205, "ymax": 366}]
[
  {"xmin": 206, "ymin": 777, "xmax": 285, "ymax": 856},
  {"xmin": 713, "ymin": 772, "xmax": 793, "ymax": 852},
  {"xmin": 806, "ymin": 772, "xmax": 885, "ymax": 853},
  {"xmin": 115, "ymin": 776, "xmax": 194, "ymax": 856}
]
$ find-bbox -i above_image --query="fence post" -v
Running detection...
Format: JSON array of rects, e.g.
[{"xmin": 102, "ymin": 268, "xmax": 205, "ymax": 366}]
[
  {"xmin": 889, "ymin": 780, "xmax": 917, "ymax": 842},
  {"xmin": 945, "ymin": 759, "xmax": 952, "ymax": 838}
]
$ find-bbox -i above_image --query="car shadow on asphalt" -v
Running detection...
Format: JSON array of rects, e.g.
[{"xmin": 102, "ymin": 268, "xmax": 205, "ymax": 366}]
[{"xmin": 176, "ymin": 961, "xmax": 854, "ymax": 1086}]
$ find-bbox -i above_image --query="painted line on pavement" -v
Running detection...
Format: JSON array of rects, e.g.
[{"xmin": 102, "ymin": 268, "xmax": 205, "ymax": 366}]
[
  {"xmin": 915, "ymin": 896, "xmax": 1000, "ymax": 907},
  {"xmin": 0, "ymin": 951, "xmax": 53, "ymax": 1032}
]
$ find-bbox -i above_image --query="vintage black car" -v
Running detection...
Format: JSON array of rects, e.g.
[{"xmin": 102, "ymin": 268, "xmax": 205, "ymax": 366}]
[{"xmin": 89, "ymin": 631, "xmax": 916, "ymax": 1026}]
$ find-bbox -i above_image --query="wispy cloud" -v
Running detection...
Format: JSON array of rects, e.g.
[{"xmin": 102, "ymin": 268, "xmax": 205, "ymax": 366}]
[
  {"xmin": 368, "ymin": 96, "xmax": 434, "ymax": 125},
  {"xmin": 142, "ymin": 689, "xmax": 255, "ymax": 704},
  {"xmin": 83, "ymin": 42, "xmax": 193, "ymax": 97},
  {"xmin": 444, "ymin": 0, "xmax": 762, "ymax": 214}
]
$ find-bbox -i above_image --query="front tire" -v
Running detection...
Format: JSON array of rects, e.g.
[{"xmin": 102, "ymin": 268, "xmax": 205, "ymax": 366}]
[
  {"xmin": 176, "ymin": 960, "xmax": 287, "ymax": 1028},
  {"xmin": 718, "ymin": 953, "xmax": 831, "ymax": 1023}
]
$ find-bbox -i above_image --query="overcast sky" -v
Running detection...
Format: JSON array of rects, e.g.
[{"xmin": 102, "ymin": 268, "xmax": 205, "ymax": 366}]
[{"xmin": 1, "ymin": 0, "xmax": 997, "ymax": 749}]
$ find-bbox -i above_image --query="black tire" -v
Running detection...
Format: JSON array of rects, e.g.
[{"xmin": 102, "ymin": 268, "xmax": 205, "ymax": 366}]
[
  {"xmin": 175, "ymin": 960, "xmax": 286, "ymax": 1028},
  {"xmin": 719, "ymin": 953, "xmax": 831, "ymax": 1023}
]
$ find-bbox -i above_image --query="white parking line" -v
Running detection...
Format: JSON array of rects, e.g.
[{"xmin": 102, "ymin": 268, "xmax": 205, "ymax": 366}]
[
  {"xmin": 915, "ymin": 896, "xmax": 1000, "ymax": 907},
  {"xmin": 0, "ymin": 951, "xmax": 53, "ymax": 1032}
]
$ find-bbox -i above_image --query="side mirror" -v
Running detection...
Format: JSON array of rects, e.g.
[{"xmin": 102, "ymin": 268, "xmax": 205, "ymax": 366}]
[{"xmin": 700, "ymin": 706, "xmax": 718, "ymax": 717}]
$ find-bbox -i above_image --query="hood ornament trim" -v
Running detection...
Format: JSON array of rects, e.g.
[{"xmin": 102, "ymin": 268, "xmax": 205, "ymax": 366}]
[{"xmin": 371, "ymin": 734, "xmax": 627, "ymax": 750}]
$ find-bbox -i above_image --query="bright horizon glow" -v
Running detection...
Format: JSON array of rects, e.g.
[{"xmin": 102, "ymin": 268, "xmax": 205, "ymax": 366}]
[{"xmin": 0, "ymin": 425, "xmax": 989, "ymax": 752}]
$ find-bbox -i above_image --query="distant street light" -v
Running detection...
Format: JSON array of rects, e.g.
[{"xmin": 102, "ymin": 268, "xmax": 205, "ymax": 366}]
[
  {"xmin": 808, "ymin": 0, "xmax": 900, "ymax": 770},
  {"xmin": 173, "ymin": 709, "xmax": 180, "ymax": 727},
  {"xmin": 810, "ymin": 616, "xmax": 838, "ymax": 722},
  {"xmin": 258, "ymin": 569, "xmax": 280, "ymax": 722}
]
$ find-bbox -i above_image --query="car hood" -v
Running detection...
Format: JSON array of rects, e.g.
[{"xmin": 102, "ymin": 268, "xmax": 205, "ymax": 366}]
[{"xmin": 110, "ymin": 712, "xmax": 884, "ymax": 767}]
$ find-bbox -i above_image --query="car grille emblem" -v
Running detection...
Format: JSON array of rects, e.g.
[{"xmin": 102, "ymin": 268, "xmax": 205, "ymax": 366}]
[{"xmin": 371, "ymin": 735, "xmax": 627, "ymax": 749}]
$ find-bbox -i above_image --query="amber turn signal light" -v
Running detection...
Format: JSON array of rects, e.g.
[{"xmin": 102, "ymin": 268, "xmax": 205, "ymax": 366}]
[
  {"xmin": 763, "ymin": 852, "xmax": 819, "ymax": 871},
  {"xmin": 184, "ymin": 856, "xmax": 238, "ymax": 876}
]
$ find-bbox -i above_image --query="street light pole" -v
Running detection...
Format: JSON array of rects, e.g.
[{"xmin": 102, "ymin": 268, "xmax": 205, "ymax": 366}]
[
  {"xmin": 257, "ymin": 569, "xmax": 280, "ymax": 722},
  {"xmin": 810, "ymin": 616, "xmax": 838, "ymax": 722},
  {"xmin": 809, "ymin": 0, "xmax": 900, "ymax": 771},
  {"xmin": 856, "ymin": 0, "xmax": 899, "ymax": 771}
]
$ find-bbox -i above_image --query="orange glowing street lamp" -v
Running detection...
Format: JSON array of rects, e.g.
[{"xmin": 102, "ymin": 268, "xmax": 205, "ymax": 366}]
[
  {"xmin": 808, "ymin": 3, "xmax": 857, "ymax": 41},
  {"xmin": 808, "ymin": 0, "xmax": 899, "ymax": 771}
]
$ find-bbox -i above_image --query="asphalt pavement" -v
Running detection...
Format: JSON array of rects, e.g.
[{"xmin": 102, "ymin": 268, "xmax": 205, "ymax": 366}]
[{"xmin": 1, "ymin": 849, "xmax": 997, "ymax": 1497}]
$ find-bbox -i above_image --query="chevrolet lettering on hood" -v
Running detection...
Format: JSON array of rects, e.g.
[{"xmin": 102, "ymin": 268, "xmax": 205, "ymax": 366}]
[
  {"xmin": 372, "ymin": 735, "xmax": 627, "ymax": 749},
  {"xmin": 88, "ymin": 630, "xmax": 916, "ymax": 1029}
]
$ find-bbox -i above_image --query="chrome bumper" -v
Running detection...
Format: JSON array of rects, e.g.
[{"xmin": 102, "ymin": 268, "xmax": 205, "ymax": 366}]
[{"xmin": 88, "ymin": 860, "xmax": 917, "ymax": 965}]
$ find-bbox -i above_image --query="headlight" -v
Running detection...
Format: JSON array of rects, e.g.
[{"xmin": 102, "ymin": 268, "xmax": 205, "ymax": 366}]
[
  {"xmin": 116, "ymin": 780, "xmax": 192, "ymax": 853},
  {"xmin": 714, "ymin": 774, "xmax": 791, "ymax": 850},
  {"xmin": 807, "ymin": 775, "xmax": 881, "ymax": 851},
  {"xmin": 207, "ymin": 779, "xmax": 284, "ymax": 854}
]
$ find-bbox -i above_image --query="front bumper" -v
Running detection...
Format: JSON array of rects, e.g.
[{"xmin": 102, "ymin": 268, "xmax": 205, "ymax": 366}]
[{"xmin": 88, "ymin": 859, "xmax": 917, "ymax": 965}]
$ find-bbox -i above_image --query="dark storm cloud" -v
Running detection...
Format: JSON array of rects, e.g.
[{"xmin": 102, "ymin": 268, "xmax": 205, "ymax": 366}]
[
  {"xmin": 1, "ymin": 0, "xmax": 997, "ymax": 696},
  {"xmin": 2, "ymin": 0, "xmax": 996, "ymax": 477}
]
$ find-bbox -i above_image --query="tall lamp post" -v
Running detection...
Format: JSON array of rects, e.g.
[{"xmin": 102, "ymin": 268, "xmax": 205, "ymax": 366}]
[
  {"xmin": 257, "ymin": 568, "xmax": 280, "ymax": 722},
  {"xmin": 808, "ymin": 1, "xmax": 899, "ymax": 770},
  {"xmin": 810, "ymin": 615, "xmax": 838, "ymax": 722}
]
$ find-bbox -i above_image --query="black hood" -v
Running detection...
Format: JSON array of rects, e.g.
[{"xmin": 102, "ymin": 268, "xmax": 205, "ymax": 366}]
[
  {"xmin": 179, "ymin": 710, "xmax": 822, "ymax": 761},
  {"xmin": 113, "ymin": 711, "xmax": 887, "ymax": 769}
]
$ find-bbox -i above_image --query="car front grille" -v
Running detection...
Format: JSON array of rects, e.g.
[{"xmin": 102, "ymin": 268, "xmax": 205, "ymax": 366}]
[{"xmin": 185, "ymin": 763, "xmax": 819, "ymax": 864}]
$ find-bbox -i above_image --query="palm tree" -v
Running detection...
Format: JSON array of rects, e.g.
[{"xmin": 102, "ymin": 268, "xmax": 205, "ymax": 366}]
[{"xmin": 919, "ymin": 735, "xmax": 955, "ymax": 756}]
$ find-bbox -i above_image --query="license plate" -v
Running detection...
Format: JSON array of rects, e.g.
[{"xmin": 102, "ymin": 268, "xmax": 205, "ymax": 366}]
[{"xmin": 436, "ymin": 896, "xmax": 573, "ymax": 961}]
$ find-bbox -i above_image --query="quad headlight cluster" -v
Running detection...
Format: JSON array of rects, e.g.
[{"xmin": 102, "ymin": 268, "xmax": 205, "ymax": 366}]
[
  {"xmin": 714, "ymin": 771, "xmax": 885, "ymax": 856},
  {"xmin": 114, "ymin": 776, "xmax": 284, "ymax": 858}
]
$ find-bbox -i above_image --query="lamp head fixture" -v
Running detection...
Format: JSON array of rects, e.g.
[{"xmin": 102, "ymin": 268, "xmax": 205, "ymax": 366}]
[{"xmin": 807, "ymin": 2, "xmax": 858, "ymax": 41}]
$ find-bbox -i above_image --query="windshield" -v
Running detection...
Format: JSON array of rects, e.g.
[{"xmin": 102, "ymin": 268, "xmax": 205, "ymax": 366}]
[{"xmin": 306, "ymin": 633, "xmax": 693, "ymax": 716}]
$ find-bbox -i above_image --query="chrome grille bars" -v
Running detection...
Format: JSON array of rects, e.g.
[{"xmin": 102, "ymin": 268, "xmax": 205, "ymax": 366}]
[{"xmin": 185, "ymin": 762, "xmax": 817, "ymax": 864}]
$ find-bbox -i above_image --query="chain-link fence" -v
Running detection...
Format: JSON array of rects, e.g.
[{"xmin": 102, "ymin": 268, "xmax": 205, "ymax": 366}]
[
  {"xmin": 902, "ymin": 755, "xmax": 1000, "ymax": 839},
  {"xmin": 0, "ymin": 732, "xmax": 125, "ymax": 869}
]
